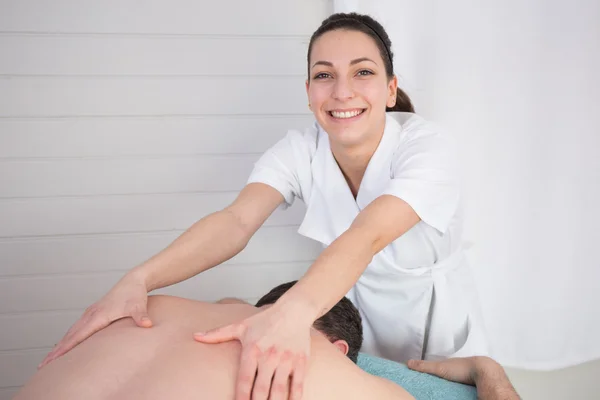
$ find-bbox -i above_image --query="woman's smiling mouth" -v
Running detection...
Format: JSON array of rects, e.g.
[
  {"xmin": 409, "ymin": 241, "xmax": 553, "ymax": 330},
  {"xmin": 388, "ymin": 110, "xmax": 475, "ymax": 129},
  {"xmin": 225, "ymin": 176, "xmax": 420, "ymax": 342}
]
[{"xmin": 328, "ymin": 108, "xmax": 367, "ymax": 120}]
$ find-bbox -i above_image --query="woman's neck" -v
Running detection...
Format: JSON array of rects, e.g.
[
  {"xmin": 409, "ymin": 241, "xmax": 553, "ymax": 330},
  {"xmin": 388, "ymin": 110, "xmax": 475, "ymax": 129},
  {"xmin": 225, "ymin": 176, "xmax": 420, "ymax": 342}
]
[{"xmin": 330, "ymin": 129, "xmax": 384, "ymax": 199}]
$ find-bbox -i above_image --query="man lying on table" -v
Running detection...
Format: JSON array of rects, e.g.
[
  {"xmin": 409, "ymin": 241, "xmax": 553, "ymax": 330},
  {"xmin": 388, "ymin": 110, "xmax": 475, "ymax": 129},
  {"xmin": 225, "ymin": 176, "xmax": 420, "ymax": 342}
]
[{"xmin": 15, "ymin": 281, "xmax": 519, "ymax": 400}]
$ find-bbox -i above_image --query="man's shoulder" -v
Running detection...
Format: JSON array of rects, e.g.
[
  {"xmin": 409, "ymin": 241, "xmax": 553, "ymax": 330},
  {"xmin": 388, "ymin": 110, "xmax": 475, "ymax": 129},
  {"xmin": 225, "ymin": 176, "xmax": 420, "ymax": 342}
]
[
  {"xmin": 368, "ymin": 374, "xmax": 415, "ymax": 400},
  {"xmin": 147, "ymin": 295, "xmax": 260, "ymax": 320}
]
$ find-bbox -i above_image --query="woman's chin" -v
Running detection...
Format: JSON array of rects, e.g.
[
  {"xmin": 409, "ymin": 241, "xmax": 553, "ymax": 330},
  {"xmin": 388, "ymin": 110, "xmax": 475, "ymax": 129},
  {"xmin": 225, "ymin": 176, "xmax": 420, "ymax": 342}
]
[
  {"xmin": 326, "ymin": 128, "xmax": 366, "ymax": 148},
  {"xmin": 319, "ymin": 116, "xmax": 367, "ymax": 140}
]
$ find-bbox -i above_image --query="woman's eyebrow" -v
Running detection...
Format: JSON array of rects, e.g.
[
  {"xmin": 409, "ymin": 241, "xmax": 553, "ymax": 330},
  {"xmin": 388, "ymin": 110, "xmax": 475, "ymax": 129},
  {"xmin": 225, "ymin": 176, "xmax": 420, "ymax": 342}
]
[
  {"xmin": 311, "ymin": 57, "xmax": 378, "ymax": 69},
  {"xmin": 350, "ymin": 57, "xmax": 377, "ymax": 66},
  {"xmin": 311, "ymin": 60, "xmax": 334, "ymax": 69}
]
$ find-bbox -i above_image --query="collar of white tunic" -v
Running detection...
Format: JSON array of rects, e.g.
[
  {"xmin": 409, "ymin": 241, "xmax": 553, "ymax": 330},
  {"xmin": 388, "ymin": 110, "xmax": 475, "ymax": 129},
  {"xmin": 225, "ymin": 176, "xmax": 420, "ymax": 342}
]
[{"xmin": 297, "ymin": 113, "xmax": 405, "ymax": 246}]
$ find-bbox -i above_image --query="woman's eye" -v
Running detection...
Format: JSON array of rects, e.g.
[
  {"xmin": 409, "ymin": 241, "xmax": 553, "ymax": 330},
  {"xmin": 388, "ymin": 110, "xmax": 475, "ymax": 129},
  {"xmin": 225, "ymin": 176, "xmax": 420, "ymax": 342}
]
[
  {"xmin": 314, "ymin": 72, "xmax": 331, "ymax": 79},
  {"xmin": 357, "ymin": 70, "xmax": 374, "ymax": 76}
]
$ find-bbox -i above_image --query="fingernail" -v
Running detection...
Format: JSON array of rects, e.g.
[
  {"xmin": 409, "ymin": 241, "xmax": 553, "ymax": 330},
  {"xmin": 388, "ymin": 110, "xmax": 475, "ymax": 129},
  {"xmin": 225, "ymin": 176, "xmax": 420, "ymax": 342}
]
[
  {"xmin": 141, "ymin": 316, "xmax": 149, "ymax": 321},
  {"xmin": 193, "ymin": 332, "xmax": 205, "ymax": 336}
]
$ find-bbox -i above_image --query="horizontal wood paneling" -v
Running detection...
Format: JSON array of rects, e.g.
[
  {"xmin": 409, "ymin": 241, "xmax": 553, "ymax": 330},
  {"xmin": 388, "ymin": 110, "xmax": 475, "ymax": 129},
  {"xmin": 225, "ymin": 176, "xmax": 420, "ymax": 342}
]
[
  {"xmin": 0, "ymin": 349, "xmax": 52, "ymax": 387},
  {"xmin": 0, "ymin": 310, "xmax": 82, "ymax": 351},
  {"xmin": 0, "ymin": 261, "xmax": 311, "ymax": 314},
  {"xmin": 0, "ymin": 76, "xmax": 308, "ymax": 117},
  {"xmin": 0, "ymin": 192, "xmax": 307, "ymax": 238},
  {"xmin": 0, "ymin": 194, "xmax": 310, "ymax": 237},
  {"xmin": 0, "ymin": 155, "xmax": 258, "ymax": 198},
  {"xmin": 0, "ymin": 387, "xmax": 19, "ymax": 400},
  {"xmin": 0, "ymin": 115, "xmax": 314, "ymax": 158},
  {"xmin": 0, "ymin": 35, "xmax": 308, "ymax": 76},
  {"xmin": 0, "ymin": 224, "xmax": 321, "ymax": 276},
  {"xmin": 0, "ymin": 0, "xmax": 327, "ymax": 36}
]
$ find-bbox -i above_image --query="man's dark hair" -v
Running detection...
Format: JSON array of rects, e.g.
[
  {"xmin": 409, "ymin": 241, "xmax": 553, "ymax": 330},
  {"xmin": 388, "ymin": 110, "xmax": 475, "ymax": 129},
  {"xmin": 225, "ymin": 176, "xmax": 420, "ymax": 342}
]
[{"xmin": 255, "ymin": 280, "xmax": 363, "ymax": 363}]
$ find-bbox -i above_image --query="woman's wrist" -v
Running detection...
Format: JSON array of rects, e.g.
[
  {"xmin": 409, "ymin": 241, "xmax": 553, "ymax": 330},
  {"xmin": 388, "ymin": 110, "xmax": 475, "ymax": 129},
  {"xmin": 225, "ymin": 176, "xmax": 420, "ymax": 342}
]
[
  {"xmin": 126, "ymin": 265, "xmax": 153, "ymax": 291},
  {"xmin": 274, "ymin": 292, "xmax": 321, "ymax": 326}
]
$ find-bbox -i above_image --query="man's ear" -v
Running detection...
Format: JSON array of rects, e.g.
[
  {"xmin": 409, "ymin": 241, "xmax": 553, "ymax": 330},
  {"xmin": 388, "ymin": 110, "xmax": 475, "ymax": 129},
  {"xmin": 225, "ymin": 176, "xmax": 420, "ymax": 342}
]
[{"xmin": 332, "ymin": 339, "xmax": 349, "ymax": 356}]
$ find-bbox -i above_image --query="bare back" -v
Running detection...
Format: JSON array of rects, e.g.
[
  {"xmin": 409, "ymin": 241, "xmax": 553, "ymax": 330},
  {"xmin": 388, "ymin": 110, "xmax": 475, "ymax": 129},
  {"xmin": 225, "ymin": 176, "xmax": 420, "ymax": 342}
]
[{"xmin": 15, "ymin": 295, "xmax": 412, "ymax": 400}]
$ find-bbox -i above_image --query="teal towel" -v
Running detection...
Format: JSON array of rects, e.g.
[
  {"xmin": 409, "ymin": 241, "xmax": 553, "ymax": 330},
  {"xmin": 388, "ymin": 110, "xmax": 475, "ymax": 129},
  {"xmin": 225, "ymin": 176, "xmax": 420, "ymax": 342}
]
[{"xmin": 357, "ymin": 353, "xmax": 477, "ymax": 400}]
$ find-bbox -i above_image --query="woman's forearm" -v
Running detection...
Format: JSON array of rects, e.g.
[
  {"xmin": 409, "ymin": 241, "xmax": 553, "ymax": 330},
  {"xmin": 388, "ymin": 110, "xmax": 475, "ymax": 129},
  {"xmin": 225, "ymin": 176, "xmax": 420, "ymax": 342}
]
[
  {"xmin": 276, "ymin": 195, "xmax": 419, "ymax": 322},
  {"xmin": 132, "ymin": 209, "xmax": 252, "ymax": 292},
  {"xmin": 276, "ymin": 226, "xmax": 374, "ymax": 321}
]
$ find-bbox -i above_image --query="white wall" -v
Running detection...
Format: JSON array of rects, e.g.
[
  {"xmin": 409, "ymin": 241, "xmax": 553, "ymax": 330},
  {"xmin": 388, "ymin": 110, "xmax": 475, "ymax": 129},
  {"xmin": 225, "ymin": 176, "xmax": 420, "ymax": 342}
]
[
  {"xmin": 428, "ymin": 0, "xmax": 600, "ymax": 370},
  {"xmin": 0, "ymin": 1, "xmax": 328, "ymax": 397}
]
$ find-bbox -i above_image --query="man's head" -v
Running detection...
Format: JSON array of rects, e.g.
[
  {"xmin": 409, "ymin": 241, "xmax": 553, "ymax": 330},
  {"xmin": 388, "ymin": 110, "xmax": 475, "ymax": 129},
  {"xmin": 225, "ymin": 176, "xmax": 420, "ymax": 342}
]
[{"xmin": 256, "ymin": 281, "xmax": 363, "ymax": 363}]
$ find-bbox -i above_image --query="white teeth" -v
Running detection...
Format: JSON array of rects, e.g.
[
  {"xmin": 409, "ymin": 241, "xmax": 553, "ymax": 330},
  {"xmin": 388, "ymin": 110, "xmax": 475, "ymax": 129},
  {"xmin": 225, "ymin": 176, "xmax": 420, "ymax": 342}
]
[{"xmin": 330, "ymin": 109, "xmax": 363, "ymax": 119}]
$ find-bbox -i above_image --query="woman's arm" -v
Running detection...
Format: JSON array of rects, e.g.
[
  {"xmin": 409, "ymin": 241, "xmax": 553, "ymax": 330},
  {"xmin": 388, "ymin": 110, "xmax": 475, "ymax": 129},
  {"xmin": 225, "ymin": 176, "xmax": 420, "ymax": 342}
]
[
  {"xmin": 39, "ymin": 183, "xmax": 283, "ymax": 368},
  {"xmin": 276, "ymin": 194, "xmax": 421, "ymax": 320},
  {"xmin": 194, "ymin": 194, "xmax": 421, "ymax": 400},
  {"xmin": 138, "ymin": 182, "xmax": 284, "ymax": 291}
]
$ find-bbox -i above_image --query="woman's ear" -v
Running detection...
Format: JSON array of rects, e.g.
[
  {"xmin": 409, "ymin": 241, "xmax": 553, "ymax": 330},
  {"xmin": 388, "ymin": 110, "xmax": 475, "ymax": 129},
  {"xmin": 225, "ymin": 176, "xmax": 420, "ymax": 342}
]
[
  {"xmin": 306, "ymin": 79, "xmax": 312, "ymax": 111},
  {"xmin": 332, "ymin": 339, "xmax": 349, "ymax": 356},
  {"xmin": 387, "ymin": 75, "xmax": 398, "ymax": 108}
]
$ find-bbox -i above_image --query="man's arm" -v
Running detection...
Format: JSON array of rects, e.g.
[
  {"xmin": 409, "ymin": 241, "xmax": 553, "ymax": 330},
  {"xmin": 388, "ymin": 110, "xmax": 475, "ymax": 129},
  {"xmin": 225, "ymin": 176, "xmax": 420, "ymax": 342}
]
[
  {"xmin": 471, "ymin": 357, "xmax": 520, "ymax": 400},
  {"xmin": 407, "ymin": 357, "xmax": 520, "ymax": 400}
]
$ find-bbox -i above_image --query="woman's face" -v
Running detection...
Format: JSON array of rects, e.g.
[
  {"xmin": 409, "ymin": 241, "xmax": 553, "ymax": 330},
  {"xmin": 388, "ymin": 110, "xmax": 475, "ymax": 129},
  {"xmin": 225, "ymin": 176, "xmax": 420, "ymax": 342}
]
[{"xmin": 306, "ymin": 29, "xmax": 397, "ymax": 149}]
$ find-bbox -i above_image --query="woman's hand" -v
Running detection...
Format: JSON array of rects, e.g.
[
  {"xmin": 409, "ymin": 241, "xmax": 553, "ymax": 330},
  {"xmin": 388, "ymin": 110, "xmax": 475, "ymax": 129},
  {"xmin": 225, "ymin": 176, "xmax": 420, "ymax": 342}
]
[
  {"xmin": 194, "ymin": 303, "xmax": 313, "ymax": 400},
  {"xmin": 38, "ymin": 270, "xmax": 152, "ymax": 369}
]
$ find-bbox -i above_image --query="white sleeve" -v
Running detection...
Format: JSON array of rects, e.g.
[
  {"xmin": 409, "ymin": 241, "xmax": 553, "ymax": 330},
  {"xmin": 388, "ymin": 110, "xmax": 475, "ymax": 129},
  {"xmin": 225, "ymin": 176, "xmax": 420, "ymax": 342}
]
[
  {"xmin": 382, "ymin": 130, "xmax": 460, "ymax": 233},
  {"xmin": 246, "ymin": 130, "xmax": 307, "ymax": 209}
]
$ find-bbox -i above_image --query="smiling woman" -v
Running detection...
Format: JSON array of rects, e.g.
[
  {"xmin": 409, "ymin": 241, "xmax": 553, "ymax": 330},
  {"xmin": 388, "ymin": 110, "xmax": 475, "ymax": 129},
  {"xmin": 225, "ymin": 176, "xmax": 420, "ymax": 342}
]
[
  {"xmin": 41, "ymin": 12, "xmax": 489, "ymax": 400},
  {"xmin": 304, "ymin": 14, "xmax": 415, "ymax": 197},
  {"xmin": 307, "ymin": 29, "xmax": 395, "ymax": 157},
  {"xmin": 305, "ymin": 13, "xmax": 414, "ymax": 115}
]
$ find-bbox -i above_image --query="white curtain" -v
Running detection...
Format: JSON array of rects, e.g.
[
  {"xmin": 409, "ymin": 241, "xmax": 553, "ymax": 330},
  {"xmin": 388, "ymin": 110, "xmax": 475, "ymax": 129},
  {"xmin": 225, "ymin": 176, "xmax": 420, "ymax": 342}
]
[{"xmin": 333, "ymin": 0, "xmax": 600, "ymax": 370}]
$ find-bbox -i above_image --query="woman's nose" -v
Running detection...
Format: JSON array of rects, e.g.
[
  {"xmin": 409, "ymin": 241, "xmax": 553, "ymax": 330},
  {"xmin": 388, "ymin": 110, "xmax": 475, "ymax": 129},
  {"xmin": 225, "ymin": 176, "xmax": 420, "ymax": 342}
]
[{"xmin": 332, "ymin": 78, "xmax": 354, "ymax": 100}]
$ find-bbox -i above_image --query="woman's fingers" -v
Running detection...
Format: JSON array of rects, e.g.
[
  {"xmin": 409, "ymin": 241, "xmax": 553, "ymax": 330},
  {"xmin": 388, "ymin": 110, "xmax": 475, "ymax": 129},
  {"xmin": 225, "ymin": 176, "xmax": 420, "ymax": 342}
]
[
  {"xmin": 39, "ymin": 314, "xmax": 88, "ymax": 368},
  {"xmin": 289, "ymin": 354, "xmax": 308, "ymax": 400},
  {"xmin": 130, "ymin": 306, "xmax": 153, "ymax": 328},
  {"xmin": 38, "ymin": 274, "xmax": 151, "ymax": 369},
  {"xmin": 39, "ymin": 309, "xmax": 111, "ymax": 368},
  {"xmin": 201, "ymin": 306, "xmax": 312, "ymax": 400},
  {"xmin": 268, "ymin": 353, "xmax": 294, "ymax": 400},
  {"xmin": 193, "ymin": 323, "xmax": 245, "ymax": 344},
  {"xmin": 251, "ymin": 348, "xmax": 280, "ymax": 400},
  {"xmin": 236, "ymin": 345, "xmax": 260, "ymax": 400}
]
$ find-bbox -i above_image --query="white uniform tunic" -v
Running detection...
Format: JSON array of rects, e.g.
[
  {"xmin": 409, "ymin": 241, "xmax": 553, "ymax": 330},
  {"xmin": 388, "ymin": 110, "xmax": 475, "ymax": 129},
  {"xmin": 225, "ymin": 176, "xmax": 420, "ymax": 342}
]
[{"xmin": 247, "ymin": 112, "xmax": 488, "ymax": 362}]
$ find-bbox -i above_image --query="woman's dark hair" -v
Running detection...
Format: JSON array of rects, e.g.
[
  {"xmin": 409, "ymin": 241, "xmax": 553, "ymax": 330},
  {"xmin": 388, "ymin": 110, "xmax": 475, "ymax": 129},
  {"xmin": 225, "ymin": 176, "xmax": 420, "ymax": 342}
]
[
  {"xmin": 256, "ymin": 281, "xmax": 363, "ymax": 363},
  {"xmin": 307, "ymin": 12, "xmax": 415, "ymax": 113}
]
